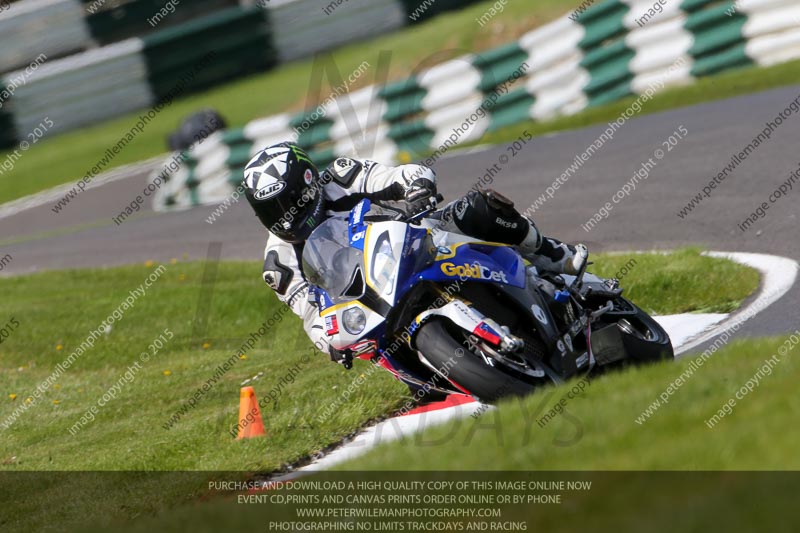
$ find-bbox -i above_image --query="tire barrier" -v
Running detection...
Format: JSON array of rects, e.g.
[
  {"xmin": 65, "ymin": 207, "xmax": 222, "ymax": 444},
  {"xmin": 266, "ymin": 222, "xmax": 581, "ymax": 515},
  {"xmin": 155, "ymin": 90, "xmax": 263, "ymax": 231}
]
[
  {"xmin": 80, "ymin": 0, "xmax": 239, "ymax": 45},
  {"xmin": 153, "ymin": 0, "xmax": 800, "ymax": 210},
  {"xmin": 0, "ymin": 6, "xmax": 273, "ymax": 148},
  {"xmin": 0, "ymin": 0, "xmax": 91, "ymax": 75},
  {"xmin": 5, "ymin": 40, "xmax": 153, "ymax": 139},
  {"xmin": 270, "ymin": 0, "xmax": 406, "ymax": 63},
  {"xmin": 0, "ymin": 0, "xmax": 482, "ymax": 149}
]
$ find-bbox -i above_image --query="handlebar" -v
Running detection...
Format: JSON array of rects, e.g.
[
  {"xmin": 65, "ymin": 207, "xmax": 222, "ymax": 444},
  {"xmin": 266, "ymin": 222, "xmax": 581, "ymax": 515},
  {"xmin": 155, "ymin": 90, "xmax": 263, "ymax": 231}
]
[
  {"xmin": 361, "ymin": 190, "xmax": 444, "ymax": 224},
  {"xmin": 404, "ymin": 193, "xmax": 444, "ymax": 223}
]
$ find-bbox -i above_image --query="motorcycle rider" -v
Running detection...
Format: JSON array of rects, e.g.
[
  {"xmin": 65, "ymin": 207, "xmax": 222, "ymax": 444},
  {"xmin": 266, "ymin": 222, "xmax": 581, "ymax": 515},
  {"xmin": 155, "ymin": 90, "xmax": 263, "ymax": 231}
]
[{"xmin": 243, "ymin": 142, "xmax": 587, "ymax": 369}]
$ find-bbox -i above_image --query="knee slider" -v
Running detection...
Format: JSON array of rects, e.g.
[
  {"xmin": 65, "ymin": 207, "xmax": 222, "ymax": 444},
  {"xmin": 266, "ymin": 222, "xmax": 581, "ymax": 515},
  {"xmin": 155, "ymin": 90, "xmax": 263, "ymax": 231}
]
[
  {"xmin": 483, "ymin": 189, "xmax": 516, "ymax": 216},
  {"xmin": 451, "ymin": 189, "xmax": 528, "ymax": 244}
]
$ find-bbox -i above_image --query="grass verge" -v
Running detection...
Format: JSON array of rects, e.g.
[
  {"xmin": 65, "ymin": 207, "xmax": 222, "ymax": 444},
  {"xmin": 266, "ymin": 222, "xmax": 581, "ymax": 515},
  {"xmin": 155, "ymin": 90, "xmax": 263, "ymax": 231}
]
[
  {"xmin": 80, "ymin": 337, "xmax": 800, "ymax": 533},
  {"xmin": 0, "ymin": 262, "xmax": 406, "ymax": 472},
  {"xmin": 342, "ymin": 335, "xmax": 800, "ymax": 470},
  {"xmin": 0, "ymin": 250, "xmax": 758, "ymax": 530},
  {"xmin": 589, "ymin": 248, "xmax": 759, "ymax": 315}
]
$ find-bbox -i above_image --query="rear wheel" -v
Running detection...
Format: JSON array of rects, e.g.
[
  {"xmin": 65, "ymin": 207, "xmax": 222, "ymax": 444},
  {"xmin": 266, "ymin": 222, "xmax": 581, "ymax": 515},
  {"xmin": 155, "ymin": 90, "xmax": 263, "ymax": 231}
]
[{"xmin": 414, "ymin": 319, "xmax": 537, "ymax": 402}]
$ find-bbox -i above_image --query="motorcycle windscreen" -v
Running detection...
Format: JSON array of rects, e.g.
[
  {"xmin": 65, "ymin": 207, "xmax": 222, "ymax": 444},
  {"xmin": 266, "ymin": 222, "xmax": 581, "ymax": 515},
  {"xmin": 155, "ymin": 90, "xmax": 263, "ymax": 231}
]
[{"xmin": 302, "ymin": 217, "xmax": 366, "ymax": 303}]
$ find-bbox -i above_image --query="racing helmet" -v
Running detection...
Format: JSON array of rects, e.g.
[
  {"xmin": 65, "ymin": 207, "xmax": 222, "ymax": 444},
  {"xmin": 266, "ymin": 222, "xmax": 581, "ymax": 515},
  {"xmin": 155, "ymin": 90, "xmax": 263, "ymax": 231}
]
[{"xmin": 243, "ymin": 142, "xmax": 325, "ymax": 243}]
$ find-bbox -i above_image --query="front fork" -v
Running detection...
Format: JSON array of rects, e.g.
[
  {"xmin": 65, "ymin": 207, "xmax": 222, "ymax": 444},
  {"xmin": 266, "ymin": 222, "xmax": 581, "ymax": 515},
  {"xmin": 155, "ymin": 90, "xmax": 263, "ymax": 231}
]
[
  {"xmin": 411, "ymin": 298, "xmax": 525, "ymax": 354},
  {"xmin": 559, "ymin": 299, "xmax": 615, "ymax": 375}
]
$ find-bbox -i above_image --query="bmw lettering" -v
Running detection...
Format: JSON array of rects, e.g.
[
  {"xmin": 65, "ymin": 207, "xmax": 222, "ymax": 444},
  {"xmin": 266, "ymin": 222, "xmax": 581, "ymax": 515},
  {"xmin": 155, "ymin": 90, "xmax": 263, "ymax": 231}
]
[{"xmin": 440, "ymin": 261, "xmax": 508, "ymax": 282}]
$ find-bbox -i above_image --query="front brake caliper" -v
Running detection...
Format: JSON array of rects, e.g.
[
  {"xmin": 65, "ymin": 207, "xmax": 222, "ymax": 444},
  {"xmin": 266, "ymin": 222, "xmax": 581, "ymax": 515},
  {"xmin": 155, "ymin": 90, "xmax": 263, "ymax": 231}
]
[
  {"xmin": 414, "ymin": 300, "xmax": 523, "ymax": 353},
  {"xmin": 475, "ymin": 318, "xmax": 524, "ymax": 353}
]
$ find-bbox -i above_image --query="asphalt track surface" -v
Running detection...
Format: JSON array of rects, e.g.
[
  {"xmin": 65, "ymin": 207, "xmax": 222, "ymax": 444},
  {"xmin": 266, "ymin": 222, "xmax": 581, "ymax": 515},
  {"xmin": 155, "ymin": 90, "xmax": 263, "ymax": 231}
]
[{"xmin": 1, "ymin": 85, "xmax": 799, "ymax": 343}]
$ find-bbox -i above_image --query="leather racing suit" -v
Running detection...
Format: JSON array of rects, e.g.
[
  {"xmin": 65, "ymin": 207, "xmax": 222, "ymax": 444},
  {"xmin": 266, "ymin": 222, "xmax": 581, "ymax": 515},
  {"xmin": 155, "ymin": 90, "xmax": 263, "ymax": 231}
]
[{"xmin": 259, "ymin": 157, "xmax": 580, "ymax": 355}]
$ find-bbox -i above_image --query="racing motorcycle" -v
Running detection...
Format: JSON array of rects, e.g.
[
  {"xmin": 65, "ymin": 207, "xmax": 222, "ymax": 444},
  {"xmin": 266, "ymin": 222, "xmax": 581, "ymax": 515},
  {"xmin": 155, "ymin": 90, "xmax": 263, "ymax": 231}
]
[{"xmin": 302, "ymin": 197, "xmax": 673, "ymax": 402}]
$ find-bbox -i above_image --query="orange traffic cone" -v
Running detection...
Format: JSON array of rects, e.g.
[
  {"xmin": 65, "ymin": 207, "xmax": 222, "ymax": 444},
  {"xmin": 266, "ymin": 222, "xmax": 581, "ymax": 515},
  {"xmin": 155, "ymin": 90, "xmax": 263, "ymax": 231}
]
[{"xmin": 235, "ymin": 386, "xmax": 266, "ymax": 439}]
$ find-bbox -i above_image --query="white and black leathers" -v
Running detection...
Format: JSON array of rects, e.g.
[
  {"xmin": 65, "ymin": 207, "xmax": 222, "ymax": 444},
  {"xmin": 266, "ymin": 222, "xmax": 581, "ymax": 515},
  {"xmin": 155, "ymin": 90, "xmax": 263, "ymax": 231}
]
[
  {"xmin": 260, "ymin": 157, "xmax": 438, "ymax": 352},
  {"xmin": 260, "ymin": 156, "xmax": 583, "ymax": 353}
]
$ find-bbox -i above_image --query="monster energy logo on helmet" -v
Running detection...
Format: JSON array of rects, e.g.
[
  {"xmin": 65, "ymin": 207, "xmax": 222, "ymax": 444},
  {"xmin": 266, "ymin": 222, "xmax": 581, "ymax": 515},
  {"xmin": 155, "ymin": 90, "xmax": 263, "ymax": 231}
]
[{"xmin": 290, "ymin": 144, "xmax": 314, "ymax": 167}]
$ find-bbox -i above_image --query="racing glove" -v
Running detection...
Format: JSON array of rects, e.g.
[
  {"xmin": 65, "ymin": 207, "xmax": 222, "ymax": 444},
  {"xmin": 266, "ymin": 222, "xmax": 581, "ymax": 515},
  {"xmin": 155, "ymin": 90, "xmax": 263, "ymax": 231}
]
[
  {"xmin": 404, "ymin": 178, "xmax": 438, "ymax": 216},
  {"xmin": 368, "ymin": 180, "xmax": 438, "ymax": 219}
]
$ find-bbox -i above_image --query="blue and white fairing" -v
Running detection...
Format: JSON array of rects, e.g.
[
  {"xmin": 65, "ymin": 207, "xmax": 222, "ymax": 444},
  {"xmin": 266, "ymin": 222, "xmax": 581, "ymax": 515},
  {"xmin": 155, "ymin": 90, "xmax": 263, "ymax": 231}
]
[{"xmin": 302, "ymin": 199, "xmax": 527, "ymax": 354}]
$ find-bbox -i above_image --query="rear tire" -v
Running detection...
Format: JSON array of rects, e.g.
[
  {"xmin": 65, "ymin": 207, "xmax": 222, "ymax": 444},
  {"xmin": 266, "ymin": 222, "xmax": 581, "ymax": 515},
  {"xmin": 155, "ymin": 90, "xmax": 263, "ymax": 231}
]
[{"xmin": 415, "ymin": 319, "xmax": 536, "ymax": 402}]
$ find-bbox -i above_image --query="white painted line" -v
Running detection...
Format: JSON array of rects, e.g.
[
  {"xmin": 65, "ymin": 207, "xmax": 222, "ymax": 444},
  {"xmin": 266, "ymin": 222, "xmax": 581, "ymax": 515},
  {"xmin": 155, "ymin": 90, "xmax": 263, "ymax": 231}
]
[
  {"xmin": 654, "ymin": 313, "xmax": 729, "ymax": 349},
  {"xmin": 676, "ymin": 252, "xmax": 799, "ymax": 355},
  {"xmin": 0, "ymin": 155, "xmax": 166, "ymax": 221},
  {"xmin": 302, "ymin": 401, "xmax": 484, "ymax": 472}
]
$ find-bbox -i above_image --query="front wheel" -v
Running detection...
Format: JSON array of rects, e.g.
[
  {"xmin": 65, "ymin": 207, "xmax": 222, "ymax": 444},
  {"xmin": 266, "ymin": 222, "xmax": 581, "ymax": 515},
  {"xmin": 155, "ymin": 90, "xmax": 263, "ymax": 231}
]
[
  {"xmin": 598, "ymin": 302, "xmax": 674, "ymax": 365},
  {"xmin": 414, "ymin": 319, "xmax": 537, "ymax": 402}
]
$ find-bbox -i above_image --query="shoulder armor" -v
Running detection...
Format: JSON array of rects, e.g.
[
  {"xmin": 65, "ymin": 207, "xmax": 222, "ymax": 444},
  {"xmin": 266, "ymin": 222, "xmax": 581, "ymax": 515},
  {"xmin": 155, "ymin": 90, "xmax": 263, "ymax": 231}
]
[{"xmin": 324, "ymin": 157, "xmax": 363, "ymax": 188}]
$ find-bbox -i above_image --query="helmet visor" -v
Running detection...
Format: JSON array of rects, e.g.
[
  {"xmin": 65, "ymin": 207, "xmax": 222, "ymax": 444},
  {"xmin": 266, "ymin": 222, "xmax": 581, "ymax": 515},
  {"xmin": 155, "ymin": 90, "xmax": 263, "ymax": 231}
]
[{"xmin": 264, "ymin": 184, "xmax": 324, "ymax": 243}]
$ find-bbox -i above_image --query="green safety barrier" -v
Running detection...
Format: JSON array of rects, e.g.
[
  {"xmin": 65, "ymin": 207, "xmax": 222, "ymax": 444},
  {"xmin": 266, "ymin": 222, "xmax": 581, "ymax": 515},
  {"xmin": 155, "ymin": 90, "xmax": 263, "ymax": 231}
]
[
  {"xmin": 473, "ymin": 43, "xmax": 530, "ymax": 92},
  {"xmin": 153, "ymin": 0, "xmax": 800, "ymax": 210},
  {"xmin": 400, "ymin": 0, "xmax": 484, "ymax": 24},
  {"xmin": 142, "ymin": 6, "xmax": 275, "ymax": 102},
  {"xmin": 0, "ymin": 109, "xmax": 17, "ymax": 149},
  {"xmin": 81, "ymin": 0, "xmax": 238, "ymax": 45}
]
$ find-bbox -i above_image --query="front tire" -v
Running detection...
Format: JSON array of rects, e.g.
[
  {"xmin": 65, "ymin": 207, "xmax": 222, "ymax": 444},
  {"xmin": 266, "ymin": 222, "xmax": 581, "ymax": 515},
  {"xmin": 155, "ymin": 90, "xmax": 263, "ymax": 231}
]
[
  {"xmin": 608, "ymin": 302, "xmax": 674, "ymax": 363},
  {"xmin": 414, "ymin": 319, "xmax": 536, "ymax": 402}
]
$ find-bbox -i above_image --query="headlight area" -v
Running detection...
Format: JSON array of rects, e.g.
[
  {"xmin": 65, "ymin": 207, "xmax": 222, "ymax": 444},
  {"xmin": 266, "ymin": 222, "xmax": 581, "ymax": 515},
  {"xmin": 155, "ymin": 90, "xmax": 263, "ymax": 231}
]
[{"xmin": 342, "ymin": 307, "xmax": 366, "ymax": 335}]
